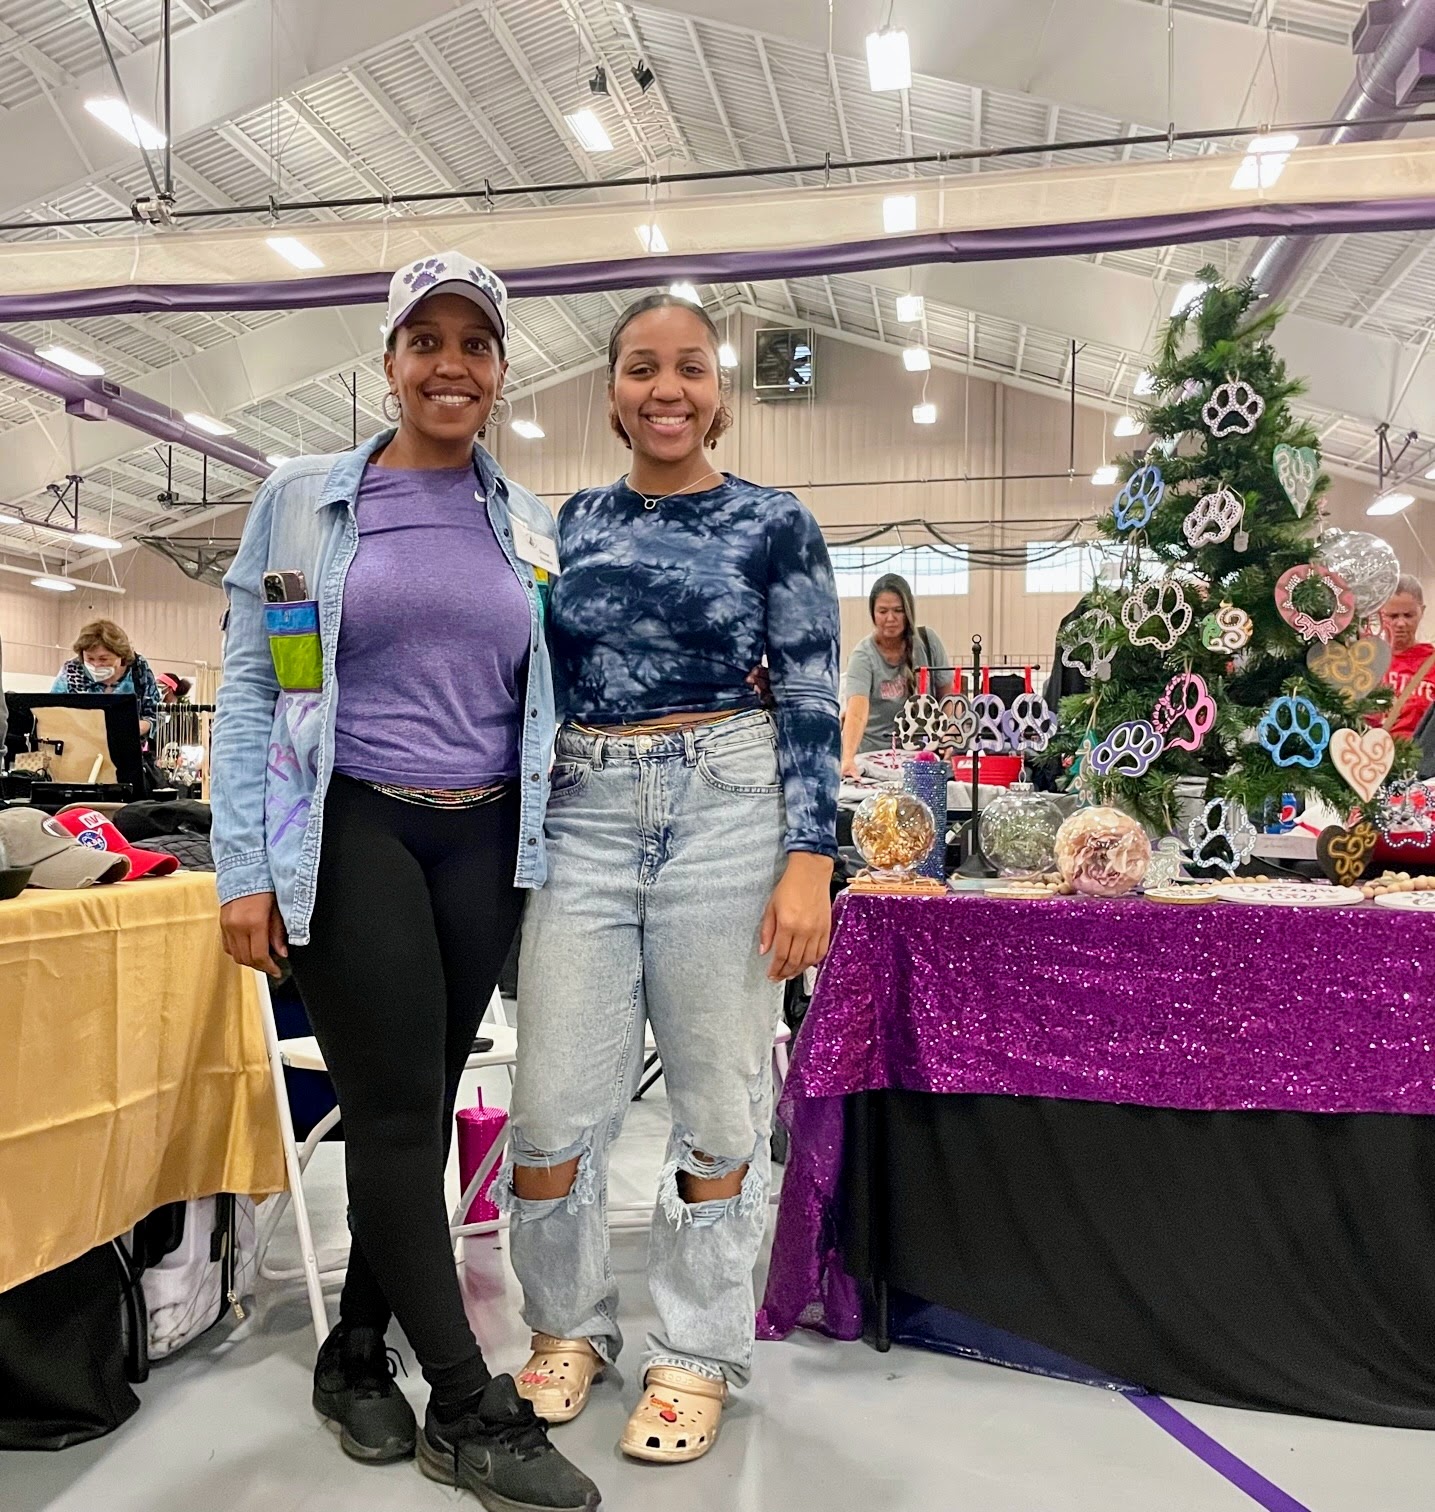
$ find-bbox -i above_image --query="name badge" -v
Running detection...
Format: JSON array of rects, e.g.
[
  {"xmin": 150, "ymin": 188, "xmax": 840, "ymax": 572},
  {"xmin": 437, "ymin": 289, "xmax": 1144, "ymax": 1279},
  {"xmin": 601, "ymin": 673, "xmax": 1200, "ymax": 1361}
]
[{"xmin": 511, "ymin": 519, "xmax": 561, "ymax": 576}]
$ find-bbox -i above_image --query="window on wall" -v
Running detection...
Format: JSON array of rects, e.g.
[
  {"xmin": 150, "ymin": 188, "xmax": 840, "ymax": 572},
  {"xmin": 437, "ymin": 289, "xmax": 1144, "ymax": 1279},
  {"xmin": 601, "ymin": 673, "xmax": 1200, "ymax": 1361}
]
[
  {"xmin": 1025, "ymin": 540, "xmax": 1161, "ymax": 593},
  {"xmin": 829, "ymin": 544, "xmax": 969, "ymax": 599}
]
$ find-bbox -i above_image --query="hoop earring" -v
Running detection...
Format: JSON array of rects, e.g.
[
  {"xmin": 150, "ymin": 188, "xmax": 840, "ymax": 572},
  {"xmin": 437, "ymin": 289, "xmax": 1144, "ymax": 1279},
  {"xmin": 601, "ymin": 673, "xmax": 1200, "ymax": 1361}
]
[
  {"xmin": 382, "ymin": 392, "xmax": 401, "ymax": 422},
  {"xmin": 489, "ymin": 395, "xmax": 513, "ymax": 428}
]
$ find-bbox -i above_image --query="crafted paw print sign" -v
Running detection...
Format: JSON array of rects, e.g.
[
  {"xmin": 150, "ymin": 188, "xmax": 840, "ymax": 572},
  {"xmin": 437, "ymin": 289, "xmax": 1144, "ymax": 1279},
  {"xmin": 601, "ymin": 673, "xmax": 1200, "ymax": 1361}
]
[
  {"xmin": 1273, "ymin": 444, "xmax": 1318, "ymax": 517},
  {"xmin": 1060, "ymin": 609, "xmax": 1118, "ymax": 682},
  {"xmin": 1187, "ymin": 797, "xmax": 1257, "ymax": 875},
  {"xmin": 1275, "ymin": 564, "xmax": 1355, "ymax": 645},
  {"xmin": 1377, "ymin": 775, "xmax": 1435, "ymax": 847},
  {"xmin": 1112, "ymin": 464, "xmax": 1165, "ymax": 532},
  {"xmin": 972, "ymin": 693, "xmax": 1009, "ymax": 753},
  {"xmin": 1088, "ymin": 720, "xmax": 1166, "ymax": 778},
  {"xmin": 1122, "ymin": 579, "xmax": 1193, "ymax": 652},
  {"xmin": 1202, "ymin": 373, "xmax": 1266, "ymax": 438},
  {"xmin": 1151, "ymin": 671, "xmax": 1217, "ymax": 752},
  {"xmin": 1002, "ymin": 693, "xmax": 1058, "ymax": 754},
  {"xmin": 893, "ymin": 693, "xmax": 952, "ymax": 753},
  {"xmin": 1257, "ymin": 694, "xmax": 1331, "ymax": 770},
  {"xmin": 1182, "ymin": 487, "xmax": 1248, "ymax": 551},
  {"xmin": 939, "ymin": 693, "xmax": 978, "ymax": 749},
  {"xmin": 1307, "ymin": 635, "xmax": 1391, "ymax": 699}
]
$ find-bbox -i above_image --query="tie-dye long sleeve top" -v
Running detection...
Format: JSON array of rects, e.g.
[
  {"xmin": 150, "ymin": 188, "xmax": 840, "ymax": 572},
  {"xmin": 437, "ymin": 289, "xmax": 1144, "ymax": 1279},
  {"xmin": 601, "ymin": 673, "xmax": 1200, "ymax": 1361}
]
[{"xmin": 548, "ymin": 473, "xmax": 841, "ymax": 858}]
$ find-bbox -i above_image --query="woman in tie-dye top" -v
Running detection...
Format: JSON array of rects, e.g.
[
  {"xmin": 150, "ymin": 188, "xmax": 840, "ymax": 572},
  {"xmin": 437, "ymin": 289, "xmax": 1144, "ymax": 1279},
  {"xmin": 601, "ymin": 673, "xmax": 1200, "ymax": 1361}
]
[{"xmin": 499, "ymin": 293, "xmax": 841, "ymax": 1465}]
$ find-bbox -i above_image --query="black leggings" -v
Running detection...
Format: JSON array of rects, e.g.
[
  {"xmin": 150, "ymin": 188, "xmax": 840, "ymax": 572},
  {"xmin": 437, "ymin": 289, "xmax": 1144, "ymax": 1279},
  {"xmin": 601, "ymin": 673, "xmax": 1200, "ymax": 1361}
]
[{"xmin": 289, "ymin": 774, "xmax": 525, "ymax": 1403}]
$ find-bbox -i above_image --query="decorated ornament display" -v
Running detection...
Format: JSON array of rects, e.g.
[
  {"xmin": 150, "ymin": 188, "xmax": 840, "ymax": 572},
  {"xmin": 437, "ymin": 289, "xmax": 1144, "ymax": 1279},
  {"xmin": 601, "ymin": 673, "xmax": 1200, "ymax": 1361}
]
[
  {"xmin": 1375, "ymin": 775, "xmax": 1435, "ymax": 847},
  {"xmin": 1060, "ymin": 609, "xmax": 1118, "ymax": 682},
  {"xmin": 1089, "ymin": 720, "xmax": 1165, "ymax": 778},
  {"xmin": 1329, "ymin": 725, "xmax": 1395, "ymax": 803},
  {"xmin": 1142, "ymin": 835, "xmax": 1186, "ymax": 890},
  {"xmin": 1001, "ymin": 692, "xmax": 1058, "ymax": 754},
  {"xmin": 1274, "ymin": 563, "xmax": 1355, "ymax": 644},
  {"xmin": 1182, "ymin": 487, "xmax": 1247, "ymax": 550},
  {"xmin": 1187, "ymin": 797, "xmax": 1257, "ymax": 874},
  {"xmin": 1272, "ymin": 444, "xmax": 1318, "ymax": 516},
  {"xmin": 1307, "ymin": 635, "xmax": 1392, "ymax": 699},
  {"xmin": 1202, "ymin": 373, "xmax": 1266, "ymax": 437},
  {"xmin": 1151, "ymin": 671, "xmax": 1217, "ymax": 752},
  {"xmin": 1054, "ymin": 806, "xmax": 1151, "ymax": 897},
  {"xmin": 1113, "ymin": 464, "xmax": 1165, "ymax": 532},
  {"xmin": 1256, "ymin": 694, "xmax": 1331, "ymax": 770},
  {"xmin": 1315, "ymin": 819, "xmax": 1378, "ymax": 888},
  {"xmin": 852, "ymin": 791, "xmax": 937, "ymax": 877},
  {"xmin": 977, "ymin": 782, "xmax": 1064, "ymax": 879},
  {"xmin": 939, "ymin": 693, "xmax": 978, "ymax": 749},
  {"xmin": 1200, "ymin": 603, "xmax": 1253, "ymax": 654},
  {"xmin": 1122, "ymin": 579, "xmax": 1193, "ymax": 651},
  {"xmin": 1315, "ymin": 530, "xmax": 1401, "ymax": 619}
]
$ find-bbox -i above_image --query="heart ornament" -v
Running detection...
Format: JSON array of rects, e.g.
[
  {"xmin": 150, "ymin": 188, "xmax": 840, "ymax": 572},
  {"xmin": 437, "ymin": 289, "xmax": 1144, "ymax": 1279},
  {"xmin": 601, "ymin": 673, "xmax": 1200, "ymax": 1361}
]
[
  {"xmin": 1315, "ymin": 820, "xmax": 1378, "ymax": 888},
  {"xmin": 1329, "ymin": 725, "xmax": 1395, "ymax": 803},
  {"xmin": 1307, "ymin": 636, "xmax": 1392, "ymax": 699},
  {"xmin": 1273, "ymin": 444, "xmax": 1318, "ymax": 516},
  {"xmin": 1151, "ymin": 671, "xmax": 1216, "ymax": 752}
]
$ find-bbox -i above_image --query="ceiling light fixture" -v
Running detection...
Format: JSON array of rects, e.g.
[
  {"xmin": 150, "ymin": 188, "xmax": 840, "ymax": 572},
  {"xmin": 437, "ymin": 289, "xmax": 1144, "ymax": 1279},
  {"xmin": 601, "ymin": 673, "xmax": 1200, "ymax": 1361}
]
[
  {"xmin": 1113, "ymin": 415, "xmax": 1144, "ymax": 437},
  {"xmin": 72, "ymin": 531, "xmax": 123, "ymax": 551},
  {"xmin": 0, "ymin": 509, "xmax": 121, "ymax": 551},
  {"xmin": 1092, "ymin": 465, "xmax": 1120, "ymax": 485},
  {"xmin": 84, "ymin": 96, "xmax": 165, "ymax": 149},
  {"xmin": 265, "ymin": 453, "xmax": 292, "ymax": 467},
  {"xmin": 1133, "ymin": 370, "xmax": 1158, "ymax": 396},
  {"xmin": 632, "ymin": 57, "xmax": 655, "ymax": 93},
  {"xmin": 866, "ymin": 27, "xmax": 912, "ymax": 92},
  {"xmin": 1424, "ymin": 465, "xmax": 1435, "ymax": 481},
  {"xmin": 636, "ymin": 224, "xmax": 668, "ymax": 253},
  {"xmin": 883, "ymin": 194, "xmax": 917, "ymax": 234},
  {"xmin": 184, "ymin": 411, "xmax": 236, "ymax": 437},
  {"xmin": 912, "ymin": 403, "xmax": 937, "ymax": 425},
  {"xmin": 588, "ymin": 64, "xmax": 609, "ymax": 96},
  {"xmin": 902, "ymin": 346, "xmax": 931, "ymax": 372},
  {"xmin": 1231, "ymin": 132, "xmax": 1300, "ymax": 192},
  {"xmin": 668, "ymin": 282, "xmax": 701, "ymax": 305},
  {"xmin": 31, "ymin": 575, "xmax": 77, "ymax": 592},
  {"xmin": 1369, "ymin": 491, "xmax": 1415, "ymax": 516},
  {"xmin": 718, "ymin": 342, "xmax": 739, "ymax": 369},
  {"xmin": 36, "ymin": 344, "xmax": 104, "ymax": 377},
  {"xmin": 266, "ymin": 236, "xmax": 324, "ymax": 270},
  {"xmin": 511, "ymin": 418, "xmax": 545, "ymax": 440},
  {"xmin": 895, "ymin": 293, "xmax": 925, "ymax": 323},
  {"xmin": 564, "ymin": 108, "xmax": 613, "ymax": 153}
]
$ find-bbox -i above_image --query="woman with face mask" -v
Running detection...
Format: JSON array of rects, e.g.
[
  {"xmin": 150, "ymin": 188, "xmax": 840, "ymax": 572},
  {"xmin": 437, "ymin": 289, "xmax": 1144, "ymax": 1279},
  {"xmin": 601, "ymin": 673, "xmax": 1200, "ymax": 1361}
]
[
  {"xmin": 53, "ymin": 619, "xmax": 161, "ymax": 738},
  {"xmin": 210, "ymin": 252, "xmax": 598, "ymax": 1512}
]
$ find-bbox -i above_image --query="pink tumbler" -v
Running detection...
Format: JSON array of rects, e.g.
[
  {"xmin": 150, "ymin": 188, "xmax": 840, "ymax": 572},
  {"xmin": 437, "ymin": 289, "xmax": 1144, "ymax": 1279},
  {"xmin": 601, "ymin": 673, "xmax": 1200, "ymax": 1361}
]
[{"xmin": 456, "ymin": 1091, "xmax": 509, "ymax": 1225}]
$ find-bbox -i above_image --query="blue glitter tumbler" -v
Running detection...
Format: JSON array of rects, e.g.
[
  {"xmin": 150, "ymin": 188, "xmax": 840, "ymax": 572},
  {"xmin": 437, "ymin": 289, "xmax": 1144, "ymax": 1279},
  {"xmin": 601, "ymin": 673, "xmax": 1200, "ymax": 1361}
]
[{"xmin": 901, "ymin": 755, "xmax": 950, "ymax": 881}]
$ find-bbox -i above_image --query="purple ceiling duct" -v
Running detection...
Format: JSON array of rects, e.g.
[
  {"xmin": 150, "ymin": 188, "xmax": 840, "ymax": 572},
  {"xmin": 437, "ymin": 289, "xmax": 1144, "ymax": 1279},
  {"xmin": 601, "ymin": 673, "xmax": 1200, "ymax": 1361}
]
[
  {"xmin": 1244, "ymin": 0, "xmax": 1435, "ymax": 303},
  {"xmin": 0, "ymin": 330, "xmax": 272, "ymax": 479}
]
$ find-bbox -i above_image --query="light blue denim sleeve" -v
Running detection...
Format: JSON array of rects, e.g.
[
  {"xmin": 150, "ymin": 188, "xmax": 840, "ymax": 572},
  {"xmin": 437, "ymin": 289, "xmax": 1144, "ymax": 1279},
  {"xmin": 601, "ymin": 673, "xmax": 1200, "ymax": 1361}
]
[{"xmin": 211, "ymin": 480, "xmax": 282, "ymax": 904}]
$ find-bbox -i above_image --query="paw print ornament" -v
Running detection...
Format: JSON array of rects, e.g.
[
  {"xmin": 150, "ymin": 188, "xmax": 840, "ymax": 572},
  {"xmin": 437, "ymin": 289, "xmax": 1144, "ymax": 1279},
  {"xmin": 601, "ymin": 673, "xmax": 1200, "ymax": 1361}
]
[
  {"xmin": 1089, "ymin": 720, "xmax": 1166, "ymax": 778},
  {"xmin": 939, "ymin": 693, "xmax": 978, "ymax": 750},
  {"xmin": 1376, "ymin": 775, "xmax": 1435, "ymax": 848},
  {"xmin": 1256, "ymin": 694, "xmax": 1331, "ymax": 770},
  {"xmin": 1202, "ymin": 373, "xmax": 1265, "ymax": 438},
  {"xmin": 1275, "ymin": 564, "xmax": 1355, "ymax": 645},
  {"xmin": 1273, "ymin": 444, "xmax": 1318, "ymax": 517},
  {"xmin": 1122, "ymin": 579, "xmax": 1193, "ymax": 652},
  {"xmin": 893, "ymin": 693, "xmax": 954, "ymax": 753},
  {"xmin": 972, "ymin": 693, "xmax": 1009, "ymax": 753},
  {"xmin": 1182, "ymin": 487, "xmax": 1248, "ymax": 551},
  {"xmin": 1112, "ymin": 464, "xmax": 1165, "ymax": 532},
  {"xmin": 1002, "ymin": 693, "xmax": 1058, "ymax": 754},
  {"xmin": 1060, "ymin": 609, "xmax": 1118, "ymax": 682},
  {"xmin": 1151, "ymin": 671, "xmax": 1217, "ymax": 752},
  {"xmin": 1143, "ymin": 835, "xmax": 1186, "ymax": 890},
  {"xmin": 1187, "ymin": 797, "xmax": 1257, "ymax": 875},
  {"xmin": 1200, "ymin": 602, "xmax": 1252, "ymax": 654}
]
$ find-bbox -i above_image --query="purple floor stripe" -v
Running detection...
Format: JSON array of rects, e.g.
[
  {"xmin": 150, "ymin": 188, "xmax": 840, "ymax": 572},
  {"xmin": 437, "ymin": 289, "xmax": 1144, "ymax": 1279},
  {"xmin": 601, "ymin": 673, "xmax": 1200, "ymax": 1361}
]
[{"xmin": 1128, "ymin": 1395, "xmax": 1315, "ymax": 1512}]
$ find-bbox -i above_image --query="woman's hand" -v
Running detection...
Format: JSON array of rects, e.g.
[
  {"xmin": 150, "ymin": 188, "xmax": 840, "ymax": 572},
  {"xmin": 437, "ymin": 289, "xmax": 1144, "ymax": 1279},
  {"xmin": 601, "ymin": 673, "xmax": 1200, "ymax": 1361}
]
[
  {"xmin": 220, "ymin": 892, "xmax": 289, "ymax": 979},
  {"xmin": 841, "ymin": 755, "xmax": 860, "ymax": 780},
  {"xmin": 759, "ymin": 853, "xmax": 834, "ymax": 982}
]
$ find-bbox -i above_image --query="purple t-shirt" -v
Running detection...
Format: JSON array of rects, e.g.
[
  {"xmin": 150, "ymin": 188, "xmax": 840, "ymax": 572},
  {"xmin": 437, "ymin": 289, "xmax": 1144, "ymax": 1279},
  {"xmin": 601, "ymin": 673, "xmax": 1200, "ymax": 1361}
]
[{"xmin": 332, "ymin": 464, "xmax": 530, "ymax": 789}]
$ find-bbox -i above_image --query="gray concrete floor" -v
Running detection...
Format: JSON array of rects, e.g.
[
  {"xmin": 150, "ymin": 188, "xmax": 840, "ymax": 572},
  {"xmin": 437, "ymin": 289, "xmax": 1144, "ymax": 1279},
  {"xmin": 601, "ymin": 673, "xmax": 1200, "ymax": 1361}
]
[{"xmin": 7, "ymin": 1062, "xmax": 1435, "ymax": 1512}]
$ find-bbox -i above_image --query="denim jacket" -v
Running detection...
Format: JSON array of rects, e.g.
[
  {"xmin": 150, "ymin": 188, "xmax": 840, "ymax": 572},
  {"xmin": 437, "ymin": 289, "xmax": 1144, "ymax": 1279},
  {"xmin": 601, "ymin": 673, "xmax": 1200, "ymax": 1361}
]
[{"xmin": 211, "ymin": 431, "xmax": 558, "ymax": 945}]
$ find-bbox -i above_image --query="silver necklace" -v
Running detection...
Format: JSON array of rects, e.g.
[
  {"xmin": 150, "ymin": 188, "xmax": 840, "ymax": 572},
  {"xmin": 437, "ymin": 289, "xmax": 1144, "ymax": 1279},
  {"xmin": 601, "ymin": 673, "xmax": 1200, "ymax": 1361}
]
[{"xmin": 628, "ymin": 465, "xmax": 722, "ymax": 511}]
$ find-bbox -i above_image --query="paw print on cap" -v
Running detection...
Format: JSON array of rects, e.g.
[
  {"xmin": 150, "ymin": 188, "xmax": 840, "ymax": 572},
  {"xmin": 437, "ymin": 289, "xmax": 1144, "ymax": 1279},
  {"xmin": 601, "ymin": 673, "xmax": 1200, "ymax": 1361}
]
[{"xmin": 403, "ymin": 256, "xmax": 447, "ymax": 294}]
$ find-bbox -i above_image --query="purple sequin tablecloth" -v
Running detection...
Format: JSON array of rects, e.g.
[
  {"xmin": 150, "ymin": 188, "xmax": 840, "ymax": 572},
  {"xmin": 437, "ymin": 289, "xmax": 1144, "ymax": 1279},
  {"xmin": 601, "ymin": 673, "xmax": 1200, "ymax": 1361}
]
[{"xmin": 757, "ymin": 891, "xmax": 1435, "ymax": 1342}]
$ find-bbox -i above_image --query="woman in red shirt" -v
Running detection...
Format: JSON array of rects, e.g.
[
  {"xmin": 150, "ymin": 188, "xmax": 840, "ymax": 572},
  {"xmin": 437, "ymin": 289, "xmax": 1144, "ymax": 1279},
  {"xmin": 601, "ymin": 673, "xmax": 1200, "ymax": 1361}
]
[{"xmin": 1381, "ymin": 576, "xmax": 1435, "ymax": 739}]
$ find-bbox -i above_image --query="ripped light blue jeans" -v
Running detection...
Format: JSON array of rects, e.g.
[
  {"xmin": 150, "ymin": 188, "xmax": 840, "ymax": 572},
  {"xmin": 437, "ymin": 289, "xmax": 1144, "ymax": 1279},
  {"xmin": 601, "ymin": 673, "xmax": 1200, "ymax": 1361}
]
[{"xmin": 500, "ymin": 710, "xmax": 786, "ymax": 1388}]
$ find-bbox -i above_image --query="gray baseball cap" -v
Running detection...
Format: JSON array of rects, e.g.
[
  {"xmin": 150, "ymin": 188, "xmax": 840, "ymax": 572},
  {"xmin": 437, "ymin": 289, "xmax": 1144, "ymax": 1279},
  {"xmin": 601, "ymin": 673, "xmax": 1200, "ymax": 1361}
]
[{"xmin": 0, "ymin": 807, "xmax": 130, "ymax": 888}]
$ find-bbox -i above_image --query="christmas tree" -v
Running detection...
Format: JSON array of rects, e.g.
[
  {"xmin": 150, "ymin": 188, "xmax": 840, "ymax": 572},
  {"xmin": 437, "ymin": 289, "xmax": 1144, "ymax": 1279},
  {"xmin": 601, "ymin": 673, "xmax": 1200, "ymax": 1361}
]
[{"xmin": 1057, "ymin": 268, "xmax": 1406, "ymax": 851}]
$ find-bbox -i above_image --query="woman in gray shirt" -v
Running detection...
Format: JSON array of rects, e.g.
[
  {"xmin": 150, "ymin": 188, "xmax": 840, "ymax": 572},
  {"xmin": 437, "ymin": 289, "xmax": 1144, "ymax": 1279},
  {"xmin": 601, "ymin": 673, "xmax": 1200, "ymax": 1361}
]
[{"xmin": 840, "ymin": 572, "xmax": 954, "ymax": 775}]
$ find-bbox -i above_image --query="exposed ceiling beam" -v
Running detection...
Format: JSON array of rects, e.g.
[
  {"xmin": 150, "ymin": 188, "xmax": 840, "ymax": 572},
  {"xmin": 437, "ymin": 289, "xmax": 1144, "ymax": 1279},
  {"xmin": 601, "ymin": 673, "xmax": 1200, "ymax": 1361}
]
[
  {"xmin": 346, "ymin": 62, "xmax": 482, "ymax": 210},
  {"xmin": 285, "ymin": 96, "xmax": 395, "ymax": 200}
]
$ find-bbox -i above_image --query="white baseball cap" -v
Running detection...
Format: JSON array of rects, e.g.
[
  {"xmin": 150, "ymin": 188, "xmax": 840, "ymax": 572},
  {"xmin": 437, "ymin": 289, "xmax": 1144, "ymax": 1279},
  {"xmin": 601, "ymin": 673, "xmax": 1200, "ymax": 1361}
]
[{"xmin": 381, "ymin": 252, "xmax": 508, "ymax": 352}]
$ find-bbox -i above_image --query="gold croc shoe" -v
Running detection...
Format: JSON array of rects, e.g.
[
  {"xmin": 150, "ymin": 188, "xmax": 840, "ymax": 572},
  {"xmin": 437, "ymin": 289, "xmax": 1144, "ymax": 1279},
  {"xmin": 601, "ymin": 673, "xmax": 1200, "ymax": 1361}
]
[
  {"xmin": 513, "ymin": 1334, "xmax": 606, "ymax": 1424},
  {"xmin": 619, "ymin": 1365, "xmax": 727, "ymax": 1463}
]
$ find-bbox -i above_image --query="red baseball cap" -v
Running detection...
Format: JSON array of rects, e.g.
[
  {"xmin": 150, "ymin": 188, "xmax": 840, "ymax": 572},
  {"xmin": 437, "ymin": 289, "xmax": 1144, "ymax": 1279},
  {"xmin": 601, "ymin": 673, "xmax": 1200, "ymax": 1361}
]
[{"xmin": 54, "ymin": 808, "xmax": 180, "ymax": 880}]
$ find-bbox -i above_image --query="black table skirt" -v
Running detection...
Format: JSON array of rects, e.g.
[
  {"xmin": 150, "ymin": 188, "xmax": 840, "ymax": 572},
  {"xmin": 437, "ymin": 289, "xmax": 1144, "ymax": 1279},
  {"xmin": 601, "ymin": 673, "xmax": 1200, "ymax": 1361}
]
[{"xmin": 840, "ymin": 1090, "xmax": 1435, "ymax": 1428}]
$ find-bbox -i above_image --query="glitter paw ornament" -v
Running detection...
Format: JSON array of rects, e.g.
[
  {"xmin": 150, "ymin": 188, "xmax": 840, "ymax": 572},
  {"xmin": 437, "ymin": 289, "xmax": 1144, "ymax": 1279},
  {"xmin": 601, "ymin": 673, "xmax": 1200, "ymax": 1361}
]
[
  {"xmin": 1202, "ymin": 373, "xmax": 1265, "ymax": 438},
  {"xmin": 1275, "ymin": 563, "xmax": 1355, "ymax": 645},
  {"xmin": 1112, "ymin": 464, "xmax": 1165, "ymax": 532},
  {"xmin": 972, "ymin": 693, "xmax": 1009, "ymax": 753},
  {"xmin": 1376, "ymin": 775, "xmax": 1435, "ymax": 848},
  {"xmin": 939, "ymin": 693, "xmax": 978, "ymax": 750},
  {"xmin": 1142, "ymin": 835, "xmax": 1186, "ymax": 890},
  {"xmin": 1187, "ymin": 797, "xmax": 1257, "ymax": 875},
  {"xmin": 1002, "ymin": 692, "xmax": 1058, "ymax": 754},
  {"xmin": 1060, "ymin": 609, "xmax": 1117, "ymax": 682},
  {"xmin": 1257, "ymin": 694, "xmax": 1331, "ymax": 770},
  {"xmin": 1122, "ymin": 579, "xmax": 1192, "ymax": 652},
  {"xmin": 1054, "ymin": 806, "xmax": 1152, "ymax": 897},
  {"xmin": 1088, "ymin": 720, "xmax": 1165, "ymax": 778},
  {"xmin": 1200, "ymin": 603, "xmax": 1253, "ymax": 654},
  {"xmin": 1151, "ymin": 671, "xmax": 1217, "ymax": 752},
  {"xmin": 1182, "ymin": 487, "xmax": 1247, "ymax": 550},
  {"xmin": 1307, "ymin": 635, "xmax": 1391, "ymax": 699},
  {"xmin": 1329, "ymin": 725, "xmax": 1395, "ymax": 803},
  {"xmin": 1273, "ymin": 444, "xmax": 1318, "ymax": 517},
  {"xmin": 1315, "ymin": 819, "xmax": 1377, "ymax": 887}
]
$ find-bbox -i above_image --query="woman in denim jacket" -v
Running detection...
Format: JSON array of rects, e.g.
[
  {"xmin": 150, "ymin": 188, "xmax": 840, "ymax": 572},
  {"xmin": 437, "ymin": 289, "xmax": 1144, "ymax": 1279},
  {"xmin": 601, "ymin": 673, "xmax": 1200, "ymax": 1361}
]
[{"xmin": 211, "ymin": 253, "xmax": 598, "ymax": 1512}]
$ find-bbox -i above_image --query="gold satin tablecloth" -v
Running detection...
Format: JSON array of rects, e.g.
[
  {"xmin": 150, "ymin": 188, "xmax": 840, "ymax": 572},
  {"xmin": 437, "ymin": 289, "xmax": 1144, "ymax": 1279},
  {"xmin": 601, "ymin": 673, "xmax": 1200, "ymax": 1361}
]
[{"xmin": 0, "ymin": 872, "xmax": 286, "ymax": 1293}]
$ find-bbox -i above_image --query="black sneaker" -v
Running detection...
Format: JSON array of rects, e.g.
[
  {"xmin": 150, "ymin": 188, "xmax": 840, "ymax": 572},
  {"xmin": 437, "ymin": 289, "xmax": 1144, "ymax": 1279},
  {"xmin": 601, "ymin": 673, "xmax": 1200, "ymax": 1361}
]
[
  {"xmin": 312, "ymin": 1322, "xmax": 417, "ymax": 1463},
  {"xmin": 418, "ymin": 1374, "xmax": 602, "ymax": 1511}
]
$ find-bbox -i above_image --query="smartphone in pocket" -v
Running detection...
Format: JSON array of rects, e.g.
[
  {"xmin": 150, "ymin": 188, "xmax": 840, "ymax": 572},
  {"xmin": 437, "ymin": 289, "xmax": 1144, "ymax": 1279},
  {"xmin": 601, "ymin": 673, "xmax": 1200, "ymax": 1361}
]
[{"xmin": 263, "ymin": 569, "xmax": 309, "ymax": 604}]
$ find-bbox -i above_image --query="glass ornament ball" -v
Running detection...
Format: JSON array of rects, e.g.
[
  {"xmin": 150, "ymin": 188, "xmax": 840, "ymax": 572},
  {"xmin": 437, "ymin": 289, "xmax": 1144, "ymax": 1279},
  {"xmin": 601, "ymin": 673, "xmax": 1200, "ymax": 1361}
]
[{"xmin": 977, "ymin": 782, "xmax": 1064, "ymax": 878}]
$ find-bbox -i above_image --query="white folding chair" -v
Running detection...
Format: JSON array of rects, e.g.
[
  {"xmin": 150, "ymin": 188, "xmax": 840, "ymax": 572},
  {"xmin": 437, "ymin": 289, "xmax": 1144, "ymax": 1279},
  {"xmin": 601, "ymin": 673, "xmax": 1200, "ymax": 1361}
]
[{"xmin": 251, "ymin": 969, "xmax": 518, "ymax": 1349}]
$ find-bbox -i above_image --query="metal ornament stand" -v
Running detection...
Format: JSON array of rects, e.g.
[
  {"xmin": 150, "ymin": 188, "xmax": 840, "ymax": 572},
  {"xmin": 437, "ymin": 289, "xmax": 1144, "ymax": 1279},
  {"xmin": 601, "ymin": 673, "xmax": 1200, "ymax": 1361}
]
[{"xmin": 956, "ymin": 634, "xmax": 999, "ymax": 879}]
